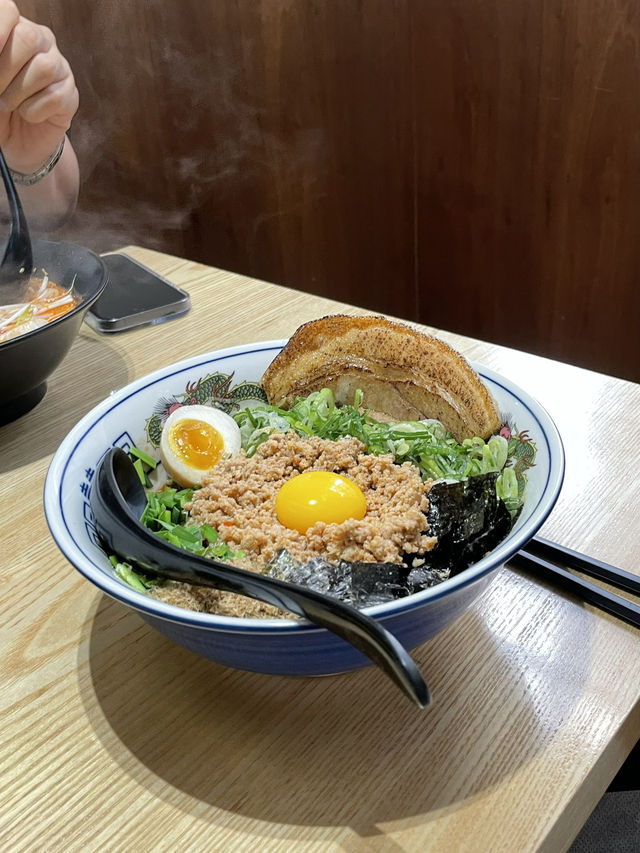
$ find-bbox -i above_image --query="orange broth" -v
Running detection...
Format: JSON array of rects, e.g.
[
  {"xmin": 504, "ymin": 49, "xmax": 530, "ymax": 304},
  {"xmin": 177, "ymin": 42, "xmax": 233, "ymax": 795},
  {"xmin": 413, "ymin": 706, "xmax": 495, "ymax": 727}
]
[{"xmin": 0, "ymin": 275, "xmax": 78, "ymax": 344}]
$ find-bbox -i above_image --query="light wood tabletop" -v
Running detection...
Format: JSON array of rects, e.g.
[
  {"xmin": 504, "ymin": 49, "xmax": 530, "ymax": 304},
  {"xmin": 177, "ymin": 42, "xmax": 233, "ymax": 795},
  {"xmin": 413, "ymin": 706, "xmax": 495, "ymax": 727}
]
[{"xmin": 2, "ymin": 246, "xmax": 639, "ymax": 853}]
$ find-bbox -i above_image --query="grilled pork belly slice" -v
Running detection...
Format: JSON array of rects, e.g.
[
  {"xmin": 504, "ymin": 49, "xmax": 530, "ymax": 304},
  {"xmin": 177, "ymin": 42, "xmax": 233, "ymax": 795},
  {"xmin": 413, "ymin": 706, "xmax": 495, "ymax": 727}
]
[{"xmin": 262, "ymin": 314, "xmax": 501, "ymax": 441}]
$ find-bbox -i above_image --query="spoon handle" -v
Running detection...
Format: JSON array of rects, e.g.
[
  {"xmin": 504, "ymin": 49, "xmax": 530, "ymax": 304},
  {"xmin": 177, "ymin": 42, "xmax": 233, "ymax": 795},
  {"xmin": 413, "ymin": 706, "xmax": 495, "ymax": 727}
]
[
  {"xmin": 92, "ymin": 453, "xmax": 431, "ymax": 708},
  {"xmin": 126, "ymin": 520, "xmax": 429, "ymax": 707},
  {"xmin": 0, "ymin": 147, "xmax": 33, "ymax": 280}
]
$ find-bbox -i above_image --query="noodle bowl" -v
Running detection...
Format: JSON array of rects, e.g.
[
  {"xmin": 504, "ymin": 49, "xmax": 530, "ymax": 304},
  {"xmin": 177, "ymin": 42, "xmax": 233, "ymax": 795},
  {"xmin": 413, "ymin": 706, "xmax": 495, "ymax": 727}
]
[{"xmin": 0, "ymin": 238, "xmax": 106, "ymax": 424}]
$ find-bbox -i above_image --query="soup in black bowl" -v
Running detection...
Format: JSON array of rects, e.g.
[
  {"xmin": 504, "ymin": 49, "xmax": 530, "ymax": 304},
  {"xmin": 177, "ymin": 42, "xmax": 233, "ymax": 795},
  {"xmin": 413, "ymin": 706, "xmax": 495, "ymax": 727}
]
[{"xmin": 0, "ymin": 239, "xmax": 107, "ymax": 425}]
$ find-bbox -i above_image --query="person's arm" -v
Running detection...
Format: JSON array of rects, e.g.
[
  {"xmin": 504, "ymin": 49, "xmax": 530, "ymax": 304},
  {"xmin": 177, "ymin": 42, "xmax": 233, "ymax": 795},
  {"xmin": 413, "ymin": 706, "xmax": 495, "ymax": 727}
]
[{"xmin": 0, "ymin": 1, "xmax": 79, "ymax": 231}]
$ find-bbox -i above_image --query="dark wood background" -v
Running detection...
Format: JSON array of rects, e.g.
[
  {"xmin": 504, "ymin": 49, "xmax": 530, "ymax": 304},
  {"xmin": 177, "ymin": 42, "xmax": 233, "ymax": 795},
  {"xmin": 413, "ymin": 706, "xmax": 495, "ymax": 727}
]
[{"xmin": 22, "ymin": 0, "xmax": 640, "ymax": 380}]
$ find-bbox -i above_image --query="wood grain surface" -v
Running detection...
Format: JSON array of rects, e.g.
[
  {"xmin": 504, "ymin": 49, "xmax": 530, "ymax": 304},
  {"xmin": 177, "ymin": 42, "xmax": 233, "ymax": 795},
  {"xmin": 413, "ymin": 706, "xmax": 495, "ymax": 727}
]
[
  {"xmin": 1, "ymin": 246, "xmax": 639, "ymax": 852},
  {"xmin": 19, "ymin": 0, "xmax": 640, "ymax": 381}
]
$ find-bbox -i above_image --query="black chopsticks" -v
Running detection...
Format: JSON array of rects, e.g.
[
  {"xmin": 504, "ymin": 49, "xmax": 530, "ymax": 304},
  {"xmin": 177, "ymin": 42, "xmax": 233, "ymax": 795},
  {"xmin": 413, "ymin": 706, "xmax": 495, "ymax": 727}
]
[{"xmin": 512, "ymin": 536, "xmax": 640, "ymax": 629}]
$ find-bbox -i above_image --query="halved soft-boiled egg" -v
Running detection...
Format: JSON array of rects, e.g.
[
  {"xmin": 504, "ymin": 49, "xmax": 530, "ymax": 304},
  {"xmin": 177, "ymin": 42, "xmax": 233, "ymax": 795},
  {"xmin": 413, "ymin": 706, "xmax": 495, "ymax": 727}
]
[
  {"xmin": 159, "ymin": 404, "xmax": 241, "ymax": 487},
  {"xmin": 275, "ymin": 470, "xmax": 367, "ymax": 533}
]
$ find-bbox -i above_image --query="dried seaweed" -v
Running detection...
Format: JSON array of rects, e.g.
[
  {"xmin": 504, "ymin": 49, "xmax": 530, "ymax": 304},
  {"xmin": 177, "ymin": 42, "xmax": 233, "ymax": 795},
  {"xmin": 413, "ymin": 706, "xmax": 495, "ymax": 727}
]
[
  {"xmin": 266, "ymin": 473, "xmax": 513, "ymax": 608},
  {"xmin": 416, "ymin": 473, "xmax": 514, "ymax": 576}
]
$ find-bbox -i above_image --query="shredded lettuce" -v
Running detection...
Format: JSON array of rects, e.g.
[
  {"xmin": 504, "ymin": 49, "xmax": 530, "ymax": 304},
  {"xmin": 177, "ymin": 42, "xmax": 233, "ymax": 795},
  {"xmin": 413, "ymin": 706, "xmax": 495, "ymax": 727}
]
[{"xmin": 109, "ymin": 554, "xmax": 160, "ymax": 591}]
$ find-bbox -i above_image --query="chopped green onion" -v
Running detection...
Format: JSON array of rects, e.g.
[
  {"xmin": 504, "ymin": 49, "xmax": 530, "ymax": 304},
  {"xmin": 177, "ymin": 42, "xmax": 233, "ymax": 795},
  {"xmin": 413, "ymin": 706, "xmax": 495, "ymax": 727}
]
[
  {"xmin": 130, "ymin": 446, "xmax": 157, "ymax": 469},
  {"xmin": 132, "ymin": 457, "xmax": 146, "ymax": 485},
  {"xmin": 234, "ymin": 387, "xmax": 534, "ymax": 516}
]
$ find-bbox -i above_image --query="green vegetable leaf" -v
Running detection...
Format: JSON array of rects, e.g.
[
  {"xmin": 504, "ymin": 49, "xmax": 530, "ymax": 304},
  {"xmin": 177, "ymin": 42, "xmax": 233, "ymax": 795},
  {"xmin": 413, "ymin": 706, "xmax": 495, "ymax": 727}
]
[
  {"xmin": 130, "ymin": 445, "xmax": 158, "ymax": 469},
  {"xmin": 114, "ymin": 560, "xmax": 161, "ymax": 591}
]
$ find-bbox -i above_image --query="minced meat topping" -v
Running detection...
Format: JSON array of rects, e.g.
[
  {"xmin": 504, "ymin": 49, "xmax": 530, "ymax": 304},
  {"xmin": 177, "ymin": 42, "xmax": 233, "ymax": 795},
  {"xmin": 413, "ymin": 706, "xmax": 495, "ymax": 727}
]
[
  {"xmin": 188, "ymin": 432, "xmax": 435, "ymax": 566},
  {"xmin": 151, "ymin": 432, "xmax": 436, "ymax": 618}
]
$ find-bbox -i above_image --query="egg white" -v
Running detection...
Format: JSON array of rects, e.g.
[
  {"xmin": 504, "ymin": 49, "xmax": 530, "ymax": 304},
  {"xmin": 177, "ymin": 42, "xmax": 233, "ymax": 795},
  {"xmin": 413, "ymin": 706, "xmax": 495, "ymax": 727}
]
[{"xmin": 159, "ymin": 404, "xmax": 241, "ymax": 488}]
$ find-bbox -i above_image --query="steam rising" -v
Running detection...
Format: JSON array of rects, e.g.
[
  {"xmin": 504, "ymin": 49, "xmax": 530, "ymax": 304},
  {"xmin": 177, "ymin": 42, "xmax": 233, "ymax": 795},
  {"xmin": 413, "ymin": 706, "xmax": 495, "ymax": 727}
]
[{"xmin": 43, "ymin": 7, "xmax": 329, "ymax": 267}]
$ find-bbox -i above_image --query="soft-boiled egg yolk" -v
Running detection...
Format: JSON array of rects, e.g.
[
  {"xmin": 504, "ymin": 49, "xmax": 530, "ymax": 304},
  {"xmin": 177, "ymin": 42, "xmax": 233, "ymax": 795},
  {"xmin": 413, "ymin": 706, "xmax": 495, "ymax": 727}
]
[
  {"xmin": 275, "ymin": 471, "xmax": 367, "ymax": 533},
  {"xmin": 169, "ymin": 419, "xmax": 223, "ymax": 467},
  {"xmin": 159, "ymin": 404, "xmax": 241, "ymax": 487}
]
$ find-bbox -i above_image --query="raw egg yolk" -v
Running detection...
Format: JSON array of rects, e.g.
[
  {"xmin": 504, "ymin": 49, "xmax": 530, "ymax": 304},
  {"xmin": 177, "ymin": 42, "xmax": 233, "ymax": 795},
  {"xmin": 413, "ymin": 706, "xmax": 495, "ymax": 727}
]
[
  {"xmin": 167, "ymin": 418, "xmax": 224, "ymax": 471},
  {"xmin": 275, "ymin": 471, "xmax": 367, "ymax": 533}
]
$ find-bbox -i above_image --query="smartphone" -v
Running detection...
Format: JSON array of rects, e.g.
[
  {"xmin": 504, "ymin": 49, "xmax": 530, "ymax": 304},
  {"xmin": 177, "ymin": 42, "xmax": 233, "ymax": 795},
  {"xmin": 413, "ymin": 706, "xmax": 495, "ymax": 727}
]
[{"xmin": 85, "ymin": 252, "xmax": 191, "ymax": 333}]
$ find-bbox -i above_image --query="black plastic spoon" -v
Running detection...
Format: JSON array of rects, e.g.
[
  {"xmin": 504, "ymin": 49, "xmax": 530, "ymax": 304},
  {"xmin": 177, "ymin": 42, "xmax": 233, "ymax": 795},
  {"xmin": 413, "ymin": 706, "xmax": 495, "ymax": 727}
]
[
  {"xmin": 90, "ymin": 447, "xmax": 431, "ymax": 708},
  {"xmin": 0, "ymin": 147, "xmax": 33, "ymax": 301}
]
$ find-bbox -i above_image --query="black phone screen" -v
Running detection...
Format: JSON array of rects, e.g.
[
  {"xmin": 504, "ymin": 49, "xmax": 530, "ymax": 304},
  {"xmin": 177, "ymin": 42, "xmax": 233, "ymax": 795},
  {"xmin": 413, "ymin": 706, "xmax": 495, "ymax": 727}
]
[{"xmin": 86, "ymin": 253, "xmax": 191, "ymax": 332}]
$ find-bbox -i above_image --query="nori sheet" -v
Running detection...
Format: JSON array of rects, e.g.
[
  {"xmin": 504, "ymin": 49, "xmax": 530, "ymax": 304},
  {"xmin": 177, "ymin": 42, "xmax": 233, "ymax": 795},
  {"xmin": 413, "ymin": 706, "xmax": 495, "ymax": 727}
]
[
  {"xmin": 415, "ymin": 472, "xmax": 514, "ymax": 576},
  {"xmin": 267, "ymin": 472, "xmax": 514, "ymax": 606}
]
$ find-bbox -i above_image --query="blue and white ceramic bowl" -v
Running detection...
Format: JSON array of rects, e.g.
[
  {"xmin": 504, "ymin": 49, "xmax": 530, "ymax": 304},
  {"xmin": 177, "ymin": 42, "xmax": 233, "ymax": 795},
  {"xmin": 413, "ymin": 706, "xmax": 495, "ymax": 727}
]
[{"xmin": 44, "ymin": 340, "xmax": 564, "ymax": 677}]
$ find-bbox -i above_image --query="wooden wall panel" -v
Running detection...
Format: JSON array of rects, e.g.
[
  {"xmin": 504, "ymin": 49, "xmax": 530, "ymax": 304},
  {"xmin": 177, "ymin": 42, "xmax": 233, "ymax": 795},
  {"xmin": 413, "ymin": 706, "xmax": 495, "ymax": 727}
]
[
  {"xmin": 21, "ymin": 0, "xmax": 640, "ymax": 380},
  {"xmin": 411, "ymin": 0, "xmax": 640, "ymax": 374}
]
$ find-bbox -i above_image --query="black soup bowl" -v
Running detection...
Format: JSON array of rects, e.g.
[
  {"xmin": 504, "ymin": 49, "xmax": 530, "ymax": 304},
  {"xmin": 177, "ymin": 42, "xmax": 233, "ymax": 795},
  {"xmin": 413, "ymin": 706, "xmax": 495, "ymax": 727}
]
[{"xmin": 0, "ymin": 239, "xmax": 107, "ymax": 425}]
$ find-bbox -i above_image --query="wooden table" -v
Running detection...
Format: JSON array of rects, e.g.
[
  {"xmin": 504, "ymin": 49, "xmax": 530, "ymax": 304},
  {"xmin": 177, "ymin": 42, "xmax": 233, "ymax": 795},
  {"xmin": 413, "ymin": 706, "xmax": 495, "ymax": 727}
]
[{"xmin": 2, "ymin": 246, "xmax": 639, "ymax": 852}]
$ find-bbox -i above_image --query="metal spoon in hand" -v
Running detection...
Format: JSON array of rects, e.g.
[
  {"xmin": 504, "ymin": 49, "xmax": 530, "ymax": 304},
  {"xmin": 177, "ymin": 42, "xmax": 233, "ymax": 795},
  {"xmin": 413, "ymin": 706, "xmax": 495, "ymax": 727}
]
[{"xmin": 90, "ymin": 447, "xmax": 431, "ymax": 708}]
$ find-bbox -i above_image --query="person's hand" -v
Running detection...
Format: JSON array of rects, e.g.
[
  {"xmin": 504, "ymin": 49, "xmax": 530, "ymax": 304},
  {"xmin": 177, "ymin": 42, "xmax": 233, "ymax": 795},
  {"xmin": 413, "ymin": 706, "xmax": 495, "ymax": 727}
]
[{"xmin": 0, "ymin": 1, "xmax": 78, "ymax": 174}]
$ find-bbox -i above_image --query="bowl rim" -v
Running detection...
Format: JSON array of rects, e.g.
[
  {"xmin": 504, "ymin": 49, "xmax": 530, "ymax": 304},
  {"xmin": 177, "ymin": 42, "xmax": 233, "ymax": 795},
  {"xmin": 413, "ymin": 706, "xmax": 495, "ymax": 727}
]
[
  {"xmin": 0, "ymin": 240, "xmax": 107, "ymax": 352},
  {"xmin": 44, "ymin": 338, "xmax": 565, "ymax": 635}
]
